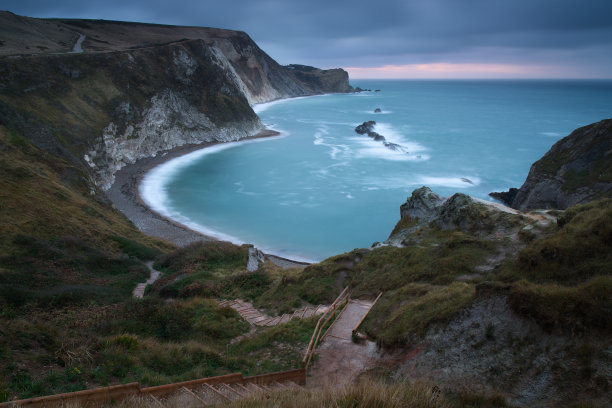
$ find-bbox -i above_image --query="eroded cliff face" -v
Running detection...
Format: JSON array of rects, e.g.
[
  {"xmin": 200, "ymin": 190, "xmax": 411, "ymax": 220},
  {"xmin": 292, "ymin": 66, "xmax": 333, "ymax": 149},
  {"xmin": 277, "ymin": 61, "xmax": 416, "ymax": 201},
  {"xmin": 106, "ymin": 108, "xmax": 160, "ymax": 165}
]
[
  {"xmin": 504, "ymin": 119, "xmax": 612, "ymax": 211},
  {"xmin": 0, "ymin": 13, "xmax": 353, "ymax": 190}
]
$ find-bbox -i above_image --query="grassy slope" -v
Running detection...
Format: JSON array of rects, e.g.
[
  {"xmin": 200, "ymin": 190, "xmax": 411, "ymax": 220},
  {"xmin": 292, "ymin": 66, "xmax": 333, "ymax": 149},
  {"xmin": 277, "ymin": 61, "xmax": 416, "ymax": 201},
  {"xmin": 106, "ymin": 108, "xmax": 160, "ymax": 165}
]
[
  {"xmin": 2, "ymin": 124, "xmax": 609, "ymax": 404},
  {"xmin": 0, "ymin": 127, "xmax": 172, "ymax": 303}
]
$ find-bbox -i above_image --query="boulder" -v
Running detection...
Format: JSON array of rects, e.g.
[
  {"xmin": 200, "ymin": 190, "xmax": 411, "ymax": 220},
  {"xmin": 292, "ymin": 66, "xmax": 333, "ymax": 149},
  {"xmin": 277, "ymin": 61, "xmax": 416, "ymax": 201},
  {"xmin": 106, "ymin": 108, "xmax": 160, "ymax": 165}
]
[
  {"xmin": 399, "ymin": 186, "xmax": 445, "ymax": 221},
  {"xmin": 246, "ymin": 246, "xmax": 265, "ymax": 271},
  {"xmin": 355, "ymin": 120, "xmax": 376, "ymax": 135}
]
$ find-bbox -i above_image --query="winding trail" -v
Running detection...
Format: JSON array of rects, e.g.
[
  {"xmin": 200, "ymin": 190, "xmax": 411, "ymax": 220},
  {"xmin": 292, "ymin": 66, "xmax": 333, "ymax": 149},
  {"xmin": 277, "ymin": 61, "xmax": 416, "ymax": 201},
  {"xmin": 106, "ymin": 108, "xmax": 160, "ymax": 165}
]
[
  {"xmin": 70, "ymin": 33, "xmax": 85, "ymax": 53},
  {"xmin": 132, "ymin": 261, "xmax": 161, "ymax": 298}
]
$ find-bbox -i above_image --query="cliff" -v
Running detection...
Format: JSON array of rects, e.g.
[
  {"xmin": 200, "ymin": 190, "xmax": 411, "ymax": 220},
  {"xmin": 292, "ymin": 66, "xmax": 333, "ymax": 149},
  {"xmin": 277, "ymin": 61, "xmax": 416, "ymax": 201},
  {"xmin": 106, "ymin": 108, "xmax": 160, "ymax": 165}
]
[
  {"xmin": 0, "ymin": 11, "xmax": 353, "ymax": 190},
  {"xmin": 492, "ymin": 119, "xmax": 612, "ymax": 211}
]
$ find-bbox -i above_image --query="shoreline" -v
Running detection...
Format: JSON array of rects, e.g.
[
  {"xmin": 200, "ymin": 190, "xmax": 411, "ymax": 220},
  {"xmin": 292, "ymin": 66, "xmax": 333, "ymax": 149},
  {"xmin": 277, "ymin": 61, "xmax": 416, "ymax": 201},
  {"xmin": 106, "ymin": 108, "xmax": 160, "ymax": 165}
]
[{"xmin": 106, "ymin": 129, "xmax": 310, "ymax": 268}]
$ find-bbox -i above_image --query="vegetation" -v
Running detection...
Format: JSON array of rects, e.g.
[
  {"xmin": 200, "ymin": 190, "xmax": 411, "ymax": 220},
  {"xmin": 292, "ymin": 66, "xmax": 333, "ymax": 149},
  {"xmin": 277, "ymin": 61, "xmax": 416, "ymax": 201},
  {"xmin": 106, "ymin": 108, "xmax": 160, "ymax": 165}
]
[
  {"xmin": 363, "ymin": 283, "xmax": 476, "ymax": 347},
  {"xmin": 0, "ymin": 295, "xmax": 315, "ymax": 400},
  {"xmin": 495, "ymin": 199, "xmax": 612, "ymax": 332},
  {"xmin": 0, "ymin": 127, "xmax": 170, "ymax": 314},
  {"xmin": 1, "ymin": 73, "xmax": 610, "ymax": 404}
]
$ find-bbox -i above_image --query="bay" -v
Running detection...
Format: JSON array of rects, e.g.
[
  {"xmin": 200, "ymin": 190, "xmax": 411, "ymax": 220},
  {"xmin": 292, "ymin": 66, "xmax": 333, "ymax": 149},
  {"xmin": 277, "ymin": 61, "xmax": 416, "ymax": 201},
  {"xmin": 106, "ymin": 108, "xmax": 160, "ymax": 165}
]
[{"xmin": 142, "ymin": 80, "xmax": 612, "ymax": 262}]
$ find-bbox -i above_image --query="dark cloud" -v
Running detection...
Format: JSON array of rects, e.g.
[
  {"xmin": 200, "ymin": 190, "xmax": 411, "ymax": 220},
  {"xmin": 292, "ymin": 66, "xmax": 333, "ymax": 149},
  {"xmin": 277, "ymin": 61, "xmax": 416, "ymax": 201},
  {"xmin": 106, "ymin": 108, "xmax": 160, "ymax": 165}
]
[{"xmin": 3, "ymin": 0, "xmax": 612, "ymax": 77}]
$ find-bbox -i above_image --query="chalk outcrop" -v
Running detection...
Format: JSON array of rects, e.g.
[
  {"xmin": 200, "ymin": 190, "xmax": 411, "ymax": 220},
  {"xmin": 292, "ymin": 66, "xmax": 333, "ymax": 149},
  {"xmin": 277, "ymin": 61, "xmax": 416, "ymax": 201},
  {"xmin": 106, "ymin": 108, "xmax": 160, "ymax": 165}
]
[{"xmin": 0, "ymin": 12, "xmax": 353, "ymax": 190}]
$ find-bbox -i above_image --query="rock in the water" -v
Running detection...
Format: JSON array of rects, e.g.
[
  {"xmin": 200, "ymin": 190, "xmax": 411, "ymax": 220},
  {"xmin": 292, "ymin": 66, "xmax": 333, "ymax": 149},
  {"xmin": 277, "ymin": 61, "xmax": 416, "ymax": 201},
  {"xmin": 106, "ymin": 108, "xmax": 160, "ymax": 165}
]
[
  {"xmin": 355, "ymin": 120, "xmax": 414, "ymax": 154},
  {"xmin": 399, "ymin": 186, "xmax": 445, "ymax": 221},
  {"xmin": 371, "ymin": 132, "xmax": 386, "ymax": 142},
  {"xmin": 355, "ymin": 120, "xmax": 376, "ymax": 135},
  {"xmin": 511, "ymin": 119, "xmax": 612, "ymax": 211},
  {"xmin": 384, "ymin": 141, "xmax": 404, "ymax": 152},
  {"xmin": 374, "ymin": 108, "xmax": 381, "ymax": 113}
]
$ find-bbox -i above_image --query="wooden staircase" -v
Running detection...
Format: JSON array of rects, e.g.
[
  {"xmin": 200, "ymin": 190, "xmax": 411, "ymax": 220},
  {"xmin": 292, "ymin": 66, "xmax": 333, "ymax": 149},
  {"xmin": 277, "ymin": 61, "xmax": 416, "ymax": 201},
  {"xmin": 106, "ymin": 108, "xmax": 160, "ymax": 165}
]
[
  {"xmin": 218, "ymin": 299, "xmax": 329, "ymax": 326},
  {"xmin": 158, "ymin": 380, "xmax": 302, "ymax": 407},
  {"xmin": 0, "ymin": 370, "xmax": 306, "ymax": 407}
]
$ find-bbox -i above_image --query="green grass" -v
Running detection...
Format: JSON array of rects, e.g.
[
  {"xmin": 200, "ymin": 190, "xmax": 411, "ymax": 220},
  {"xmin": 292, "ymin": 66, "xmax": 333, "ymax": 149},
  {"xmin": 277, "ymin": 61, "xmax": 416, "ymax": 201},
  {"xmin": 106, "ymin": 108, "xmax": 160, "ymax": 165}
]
[
  {"xmin": 0, "ymin": 295, "xmax": 317, "ymax": 401},
  {"xmin": 499, "ymin": 199, "xmax": 612, "ymax": 284},
  {"xmin": 508, "ymin": 276, "xmax": 612, "ymax": 332},
  {"xmin": 362, "ymin": 283, "xmax": 476, "ymax": 347},
  {"xmin": 152, "ymin": 241, "xmax": 276, "ymax": 301}
]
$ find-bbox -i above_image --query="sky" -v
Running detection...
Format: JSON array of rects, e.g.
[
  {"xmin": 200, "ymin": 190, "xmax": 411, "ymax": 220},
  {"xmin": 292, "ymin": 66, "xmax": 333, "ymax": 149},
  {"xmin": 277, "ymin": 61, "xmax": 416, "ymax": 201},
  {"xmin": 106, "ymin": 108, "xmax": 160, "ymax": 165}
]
[{"xmin": 3, "ymin": 0, "xmax": 612, "ymax": 79}]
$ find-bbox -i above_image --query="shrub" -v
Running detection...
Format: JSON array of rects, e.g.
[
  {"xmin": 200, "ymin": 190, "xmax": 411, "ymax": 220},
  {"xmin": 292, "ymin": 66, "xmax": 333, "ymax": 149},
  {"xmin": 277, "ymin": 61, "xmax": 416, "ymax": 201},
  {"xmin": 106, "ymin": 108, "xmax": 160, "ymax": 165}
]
[{"xmin": 508, "ymin": 276, "xmax": 612, "ymax": 331}]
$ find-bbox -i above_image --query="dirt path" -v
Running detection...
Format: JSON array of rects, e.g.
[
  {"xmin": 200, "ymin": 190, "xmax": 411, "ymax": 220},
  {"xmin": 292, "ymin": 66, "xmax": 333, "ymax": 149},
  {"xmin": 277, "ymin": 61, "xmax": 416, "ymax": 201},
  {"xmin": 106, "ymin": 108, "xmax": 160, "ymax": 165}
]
[
  {"xmin": 132, "ymin": 261, "xmax": 161, "ymax": 298},
  {"xmin": 70, "ymin": 33, "xmax": 85, "ymax": 53},
  {"xmin": 307, "ymin": 299, "xmax": 379, "ymax": 387}
]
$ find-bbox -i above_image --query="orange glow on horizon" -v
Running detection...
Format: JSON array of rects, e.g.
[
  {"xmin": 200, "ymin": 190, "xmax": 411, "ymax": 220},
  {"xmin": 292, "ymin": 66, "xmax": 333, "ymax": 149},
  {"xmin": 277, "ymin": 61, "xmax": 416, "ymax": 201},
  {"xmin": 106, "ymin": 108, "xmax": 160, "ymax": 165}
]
[{"xmin": 344, "ymin": 63, "xmax": 554, "ymax": 79}]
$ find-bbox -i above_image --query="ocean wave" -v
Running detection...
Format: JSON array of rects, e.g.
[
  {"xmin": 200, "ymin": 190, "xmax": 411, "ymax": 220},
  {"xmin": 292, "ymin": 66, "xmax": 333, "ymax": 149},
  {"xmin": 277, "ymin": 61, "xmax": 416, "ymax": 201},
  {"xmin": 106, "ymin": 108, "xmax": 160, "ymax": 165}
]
[
  {"xmin": 139, "ymin": 135, "xmax": 284, "ymax": 242},
  {"xmin": 313, "ymin": 129, "xmax": 352, "ymax": 160},
  {"xmin": 253, "ymin": 94, "xmax": 331, "ymax": 114},
  {"xmin": 360, "ymin": 175, "xmax": 481, "ymax": 190},
  {"xmin": 418, "ymin": 176, "xmax": 482, "ymax": 188},
  {"xmin": 361, "ymin": 110, "xmax": 392, "ymax": 114}
]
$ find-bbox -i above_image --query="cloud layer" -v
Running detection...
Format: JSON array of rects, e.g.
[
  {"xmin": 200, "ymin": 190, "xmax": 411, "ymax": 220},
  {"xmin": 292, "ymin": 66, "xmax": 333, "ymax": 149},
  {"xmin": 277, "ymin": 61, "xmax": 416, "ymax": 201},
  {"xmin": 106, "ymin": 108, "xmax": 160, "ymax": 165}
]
[{"xmin": 4, "ymin": 0, "xmax": 612, "ymax": 78}]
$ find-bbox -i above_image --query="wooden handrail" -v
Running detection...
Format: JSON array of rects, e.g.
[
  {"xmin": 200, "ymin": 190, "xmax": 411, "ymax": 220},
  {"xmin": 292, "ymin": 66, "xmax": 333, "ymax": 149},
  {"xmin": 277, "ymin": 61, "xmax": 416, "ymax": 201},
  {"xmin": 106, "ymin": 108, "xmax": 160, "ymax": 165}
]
[
  {"xmin": 0, "ymin": 369, "xmax": 306, "ymax": 407},
  {"xmin": 302, "ymin": 287, "xmax": 350, "ymax": 370},
  {"xmin": 352, "ymin": 292, "xmax": 383, "ymax": 336}
]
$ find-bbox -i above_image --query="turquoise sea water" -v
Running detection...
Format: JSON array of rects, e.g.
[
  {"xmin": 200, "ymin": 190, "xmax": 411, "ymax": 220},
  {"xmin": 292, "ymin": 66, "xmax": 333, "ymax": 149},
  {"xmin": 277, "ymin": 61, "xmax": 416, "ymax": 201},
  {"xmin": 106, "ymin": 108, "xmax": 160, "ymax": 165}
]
[{"xmin": 141, "ymin": 80, "xmax": 612, "ymax": 262}]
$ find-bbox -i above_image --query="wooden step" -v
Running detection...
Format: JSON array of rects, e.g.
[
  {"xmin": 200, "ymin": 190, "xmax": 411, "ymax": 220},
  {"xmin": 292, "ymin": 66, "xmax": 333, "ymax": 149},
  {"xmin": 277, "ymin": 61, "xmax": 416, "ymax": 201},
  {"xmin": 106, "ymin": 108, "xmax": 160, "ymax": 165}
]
[
  {"xmin": 217, "ymin": 384, "xmax": 242, "ymax": 400},
  {"xmin": 266, "ymin": 316, "xmax": 282, "ymax": 326}
]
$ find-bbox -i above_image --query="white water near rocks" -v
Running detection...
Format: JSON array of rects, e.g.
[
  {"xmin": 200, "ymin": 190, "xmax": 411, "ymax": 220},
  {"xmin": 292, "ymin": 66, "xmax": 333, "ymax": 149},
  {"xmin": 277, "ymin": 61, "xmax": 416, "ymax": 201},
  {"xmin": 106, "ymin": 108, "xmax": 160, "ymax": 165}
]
[{"xmin": 141, "ymin": 80, "xmax": 612, "ymax": 262}]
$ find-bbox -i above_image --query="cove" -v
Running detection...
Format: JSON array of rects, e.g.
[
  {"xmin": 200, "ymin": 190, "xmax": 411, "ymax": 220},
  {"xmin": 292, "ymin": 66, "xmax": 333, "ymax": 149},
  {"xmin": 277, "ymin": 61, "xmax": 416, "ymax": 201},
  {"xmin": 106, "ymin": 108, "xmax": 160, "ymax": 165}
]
[{"xmin": 141, "ymin": 80, "xmax": 612, "ymax": 262}]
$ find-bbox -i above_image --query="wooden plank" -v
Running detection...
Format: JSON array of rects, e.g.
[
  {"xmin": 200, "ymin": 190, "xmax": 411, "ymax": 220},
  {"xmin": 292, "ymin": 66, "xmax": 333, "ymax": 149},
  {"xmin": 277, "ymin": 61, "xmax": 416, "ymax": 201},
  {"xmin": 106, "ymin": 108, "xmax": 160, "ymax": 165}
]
[
  {"xmin": 352, "ymin": 292, "xmax": 383, "ymax": 335},
  {"xmin": 321, "ymin": 298, "xmax": 350, "ymax": 341},
  {"xmin": 223, "ymin": 384, "xmax": 246, "ymax": 397},
  {"xmin": 142, "ymin": 373, "xmax": 244, "ymax": 398},
  {"xmin": 204, "ymin": 383, "xmax": 232, "ymax": 401},
  {"xmin": 181, "ymin": 386, "xmax": 207, "ymax": 406},
  {"xmin": 245, "ymin": 368, "xmax": 306, "ymax": 386},
  {"xmin": 147, "ymin": 394, "xmax": 166, "ymax": 408},
  {"xmin": 236, "ymin": 383, "xmax": 252, "ymax": 394},
  {"xmin": 0, "ymin": 382, "xmax": 141, "ymax": 407}
]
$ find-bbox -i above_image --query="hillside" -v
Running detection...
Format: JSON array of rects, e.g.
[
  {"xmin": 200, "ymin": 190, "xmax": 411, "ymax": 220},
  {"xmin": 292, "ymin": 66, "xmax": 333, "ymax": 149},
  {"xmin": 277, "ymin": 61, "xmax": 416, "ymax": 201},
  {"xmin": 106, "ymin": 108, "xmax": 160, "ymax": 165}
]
[
  {"xmin": 1, "ymin": 11, "xmax": 610, "ymax": 408},
  {"xmin": 0, "ymin": 12, "xmax": 354, "ymax": 403},
  {"xmin": 0, "ymin": 11, "xmax": 352, "ymax": 190}
]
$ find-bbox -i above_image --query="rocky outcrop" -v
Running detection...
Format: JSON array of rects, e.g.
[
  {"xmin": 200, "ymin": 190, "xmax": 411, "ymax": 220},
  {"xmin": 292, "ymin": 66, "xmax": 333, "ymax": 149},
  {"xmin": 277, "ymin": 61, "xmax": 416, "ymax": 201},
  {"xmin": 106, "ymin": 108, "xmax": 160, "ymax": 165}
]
[
  {"xmin": 246, "ymin": 246, "xmax": 266, "ymax": 272},
  {"xmin": 399, "ymin": 186, "xmax": 445, "ymax": 221},
  {"xmin": 0, "ymin": 12, "xmax": 353, "ymax": 190},
  {"xmin": 497, "ymin": 119, "xmax": 612, "ymax": 211},
  {"xmin": 354, "ymin": 121, "xmax": 407, "ymax": 153},
  {"xmin": 489, "ymin": 188, "xmax": 518, "ymax": 207},
  {"xmin": 389, "ymin": 186, "xmax": 524, "ymax": 246}
]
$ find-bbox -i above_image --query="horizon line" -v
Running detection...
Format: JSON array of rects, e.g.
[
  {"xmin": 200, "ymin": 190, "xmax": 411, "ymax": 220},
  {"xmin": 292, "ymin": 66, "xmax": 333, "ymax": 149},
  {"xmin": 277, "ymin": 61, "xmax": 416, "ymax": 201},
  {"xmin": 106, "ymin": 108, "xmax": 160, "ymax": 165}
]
[{"xmin": 345, "ymin": 77, "xmax": 612, "ymax": 80}]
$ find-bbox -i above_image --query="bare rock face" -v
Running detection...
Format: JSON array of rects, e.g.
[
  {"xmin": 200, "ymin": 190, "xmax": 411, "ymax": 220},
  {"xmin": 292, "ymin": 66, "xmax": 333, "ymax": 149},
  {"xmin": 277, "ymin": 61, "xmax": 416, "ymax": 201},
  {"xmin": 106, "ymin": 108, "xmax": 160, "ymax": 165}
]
[
  {"xmin": 509, "ymin": 119, "xmax": 612, "ymax": 211},
  {"xmin": 0, "ymin": 12, "xmax": 354, "ymax": 190},
  {"xmin": 390, "ymin": 186, "xmax": 525, "ymax": 247},
  {"xmin": 399, "ymin": 186, "xmax": 445, "ymax": 221},
  {"xmin": 246, "ymin": 246, "xmax": 266, "ymax": 272}
]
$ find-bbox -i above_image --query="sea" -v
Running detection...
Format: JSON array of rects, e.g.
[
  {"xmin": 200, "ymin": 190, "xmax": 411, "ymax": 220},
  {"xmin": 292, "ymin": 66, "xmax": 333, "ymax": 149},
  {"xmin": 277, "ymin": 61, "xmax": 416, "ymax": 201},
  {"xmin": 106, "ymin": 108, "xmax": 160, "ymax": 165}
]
[{"xmin": 141, "ymin": 79, "xmax": 612, "ymax": 262}]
